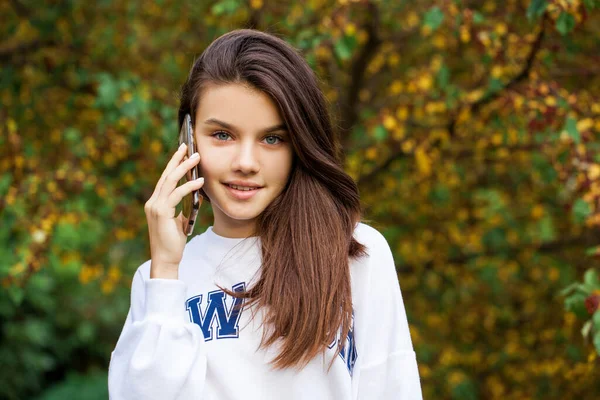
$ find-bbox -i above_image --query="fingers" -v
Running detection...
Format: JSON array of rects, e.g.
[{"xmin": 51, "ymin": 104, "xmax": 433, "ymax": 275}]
[
  {"xmin": 148, "ymin": 143, "xmax": 189, "ymax": 204},
  {"xmin": 167, "ymin": 177, "xmax": 205, "ymax": 209},
  {"xmin": 159, "ymin": 151, "xmax": 201, "ymax": 199}
]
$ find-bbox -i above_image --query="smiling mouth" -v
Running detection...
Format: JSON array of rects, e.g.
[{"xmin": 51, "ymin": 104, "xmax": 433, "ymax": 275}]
[{"xmin": 225, "ymin": 183, "xmax": 261, "ymax": 191}]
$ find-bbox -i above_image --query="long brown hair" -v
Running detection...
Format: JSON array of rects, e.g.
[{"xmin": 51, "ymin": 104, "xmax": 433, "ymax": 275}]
[{"xmin": 178, "ymin": 29, "xmax": 366, "ymax": 370}]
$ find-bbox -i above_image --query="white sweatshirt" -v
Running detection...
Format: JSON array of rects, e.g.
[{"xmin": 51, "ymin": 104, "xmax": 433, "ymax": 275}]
[{"xmin": 108, "ymin": 223, "xmax": 423, "ymax": 399}]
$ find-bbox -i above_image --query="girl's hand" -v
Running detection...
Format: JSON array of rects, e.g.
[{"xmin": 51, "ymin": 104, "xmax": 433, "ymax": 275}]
[{"xmin": 144, "ymin": 143, "xmax": 204, "ymax": 278}]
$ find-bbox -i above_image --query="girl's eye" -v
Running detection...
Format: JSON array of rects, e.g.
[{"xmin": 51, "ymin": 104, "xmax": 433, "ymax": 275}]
[
  {"xmin": 213, "ymin": 131, "xmax": 232, "ymax": 141},
  {"xmin": 264, "ymin": 135, "xmax": 282, "ymax": 145}
]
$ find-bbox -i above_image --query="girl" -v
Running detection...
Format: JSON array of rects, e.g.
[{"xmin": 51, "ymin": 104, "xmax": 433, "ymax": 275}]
[{"xmin": 108, "ymin": 29, "xmax": 422, "ymax": 399}]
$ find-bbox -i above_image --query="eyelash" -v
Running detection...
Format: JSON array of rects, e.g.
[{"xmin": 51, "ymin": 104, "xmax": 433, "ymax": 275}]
[{"xmin": 211, "ymin": 131, "xmax": 284, "ymax": 145}]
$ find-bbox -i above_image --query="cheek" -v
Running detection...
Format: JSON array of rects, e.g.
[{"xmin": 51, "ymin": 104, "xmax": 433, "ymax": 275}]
[
  {"xmin": 198, "ymin": 152, "xmax": 224, "ymax": 178},
  {"xmin": 267, "ymin": 150, "xmax": 293, "ymax": 186}
]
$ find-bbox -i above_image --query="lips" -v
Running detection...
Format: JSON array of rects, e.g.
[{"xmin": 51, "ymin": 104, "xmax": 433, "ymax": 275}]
[
  {"xmin": 226, "ymin": 183, "xmax": 259, "ymax": 191},
  {"xmin": 223, "ymin": 182, "xmax": 262, "ymax": 200}
]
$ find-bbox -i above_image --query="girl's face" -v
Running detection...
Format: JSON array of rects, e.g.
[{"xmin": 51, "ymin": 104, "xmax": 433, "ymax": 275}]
[{"xmin": 194, "ymin": 83, "xmax": 293, "ymax": 238}]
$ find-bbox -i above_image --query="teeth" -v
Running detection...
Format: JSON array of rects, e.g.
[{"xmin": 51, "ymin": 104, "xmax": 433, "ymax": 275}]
[{"xmin": 228, "ymin": 184, "xmax": 257, "ymax": 191}]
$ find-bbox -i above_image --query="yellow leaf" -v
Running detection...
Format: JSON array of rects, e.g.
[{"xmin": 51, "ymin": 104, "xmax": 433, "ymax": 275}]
[
  {"xmin": 396, "ymin": 106, "xmax": 409, "ymax": 120},
  {"xmin": 344, "ymin": 23, "xmax": 356, "ymax": 36},
  {"xmin": 417, "ymin": 75, "xmax": 433, "ymax": 91},
  {"xmin": 383, "ymin": 115, "xmax": 397, "ymax": 130},
  {"xmin": 402, "ymin": 140, "xmax": 414, "ymax": 153},
  {"xmin": 365, "ymin": 147, "xmax": 378, "ymax": 160},
  {"xmin": 7, "ymin": 118, "xmax": 17, "ymax": 133},
  {"xmin": 406, "ymin": 12, "xmax": 420, "ymax": 28},
  {"xmin": 491, "ymin": 133, "xmax": 503, "ymax": 145},
  {"xmin": 531, "ymin": 204, "xmax": 544, "ymax": 219},
  {"xmin": 513, "ymin": 96, "xmax": 524, "ymax": 110},
  {"xmin": 387, "ymin": 53, "xmax": 400, "ymax": 66},
  {"xmin": 544, "ymin": 96, "xmax": 556, "ymax": 107},
  {"xmin": 392, "ymin": 126, "xmax": 406, "ymax": 140},
  {"xmin": 150, "ymin": 140, "xmax": 162, "ymax": 155},
  {"xmin": 250, "ymin": 0, "xmax": 263, "ymax": 9},
  {"xmin": 415, "ymin": 148, "xmax": 431, "ymax": 176},
  {"xmin": 588, "ymin": 164, "xmax": 600, "ymax": 180},
  {"xmin": 433, "ymin": 34, "xmax": 447, "ymax": 49},
  {"xmin": 460, "ymin": 26, "xmax": 470, "ymax": 43},
  {"xmin": 495, "ymin": 23, "xmax": 507, "ymax": 36},
  {"xmin": 491, "ymin": 66, "xmax": 503, "ymax": 78},
  {"xmin": 576, "ymin": 118, "xmax": 593, "ymax": 132},
  {"xmin": 389, "ymin": 80, "xmax": 404, "ymax": 94}
]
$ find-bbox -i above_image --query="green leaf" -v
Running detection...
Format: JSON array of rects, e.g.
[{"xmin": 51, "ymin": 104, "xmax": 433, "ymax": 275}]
[
  {"xmin": 94, "ymin": 73, "xmax": 119, "ymax": 108},
  {"xmin": 559, "ymin": 282, "xmax": 582, "ymax": 296},
  {"xmin": 539, "ymin": 215, "xmax": 556, "ymax": 242},
  {"xmin": 584, "ymin": 269, "xmax": 600, "ymax": 289},
  {"xmin": 565, "ymin": 293, "xmax": 590, "ymax": 319},
  {"xmin": 211, "ymin": 0, "xmax": 240, "ymax": 16},
  {"xmin": 582, "ymin": 320, "xmax": 592, "ymax": 338},
  {"xmin": 572, "ymin": 198, "xmax": 591, "ymax": 224},
  {"xmin": 586, "ymin": 246, "xmax": 600, "ymax": 256},
  {"xmin": 437, "ymin": 64, "xmax": 450, "ymax": 89},
  {"xmin": 557, "ymin": 96, "xmax": 569, "ymax": 109},
  {"xmin": 527, "ymin": 0, "xmax": 548, "ymax": 20},
  {"xmin": 594, "ymin": 330, "xmax": 600, "ymax": 355},
  {"xmin": 472, "ymin": 11, "xmax": 485, "ymax": 24},
  {"xmin": 583, "ymin": 0, "xmax": 599, "ymax": 10},
  {"xmin": 593, "ymin": 310, "xmax": 600, "ymax": 332},
  {"xmin": 7, "ymin": 286, "xmax": 24, "ymax": 306},
  {"xmin": 450, "ymin": 378, "xmax": 477, "ymax": 400},
  {"xmin": 0, "ymin": 174, "xmax": 12, "ymax": 196},
  {"xmin": 564, "ymin": 116, "xmax": 580, "ymax": 143},
  {"xmin": 556, "ymin": 12, "xmax": 576, "ymax": 36},
  {"xmin": 373, "ymin": 125, "xmax": 388, "ymax": 142},
  {"xmin": 334, "ymin": 35, "xmax": 357, "ymax": 61},
  {"xmin": 424, "ymin": 7, "xmax": 445, "ymax": 31}
]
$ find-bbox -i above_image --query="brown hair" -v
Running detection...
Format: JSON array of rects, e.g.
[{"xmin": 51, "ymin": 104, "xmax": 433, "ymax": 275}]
[{"xmin": 178, "ymin": 29, "xmax": 366, "ymax": 370}]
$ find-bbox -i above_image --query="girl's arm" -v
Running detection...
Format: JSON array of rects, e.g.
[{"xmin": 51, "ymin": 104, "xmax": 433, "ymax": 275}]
[
  {"xmin": 108, "ymin": 263, "xmax": 207, "ymax": 400},
  {"xmin": 355, "ymin": 227, "xmax": 423, "ymax": 400}
]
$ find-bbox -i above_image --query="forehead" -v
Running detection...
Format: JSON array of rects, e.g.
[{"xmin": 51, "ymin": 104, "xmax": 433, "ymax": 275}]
[{"xmin": 195, "ymin": 83, "xmax": 283, "ymax": 128}]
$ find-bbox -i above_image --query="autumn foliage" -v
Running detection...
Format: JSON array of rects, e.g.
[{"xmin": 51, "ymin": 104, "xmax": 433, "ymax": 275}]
[{"xmin": 2, "ymin": 0, "xmax": 600, "ymax": 398}]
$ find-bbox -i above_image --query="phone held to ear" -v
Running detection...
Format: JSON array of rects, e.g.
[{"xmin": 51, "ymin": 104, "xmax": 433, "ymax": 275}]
[{"xmin": 178, "ymin": 114, "xmax": 202, "ymax": 236}]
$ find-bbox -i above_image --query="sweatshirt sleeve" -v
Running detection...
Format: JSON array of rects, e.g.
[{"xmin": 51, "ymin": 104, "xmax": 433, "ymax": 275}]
[
  {"xmin": 108, "ymin": 264, "xmax": 207, "ymax": 400},
  {"xmin": 356, "ymin": 229, "xmax": 423, "ymax": 400}
]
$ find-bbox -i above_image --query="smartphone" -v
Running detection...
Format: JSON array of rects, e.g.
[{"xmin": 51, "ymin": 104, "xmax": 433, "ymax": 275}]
[{"xmin": 178, "ymin": 113, "xmax": 201, "ymax": 236}]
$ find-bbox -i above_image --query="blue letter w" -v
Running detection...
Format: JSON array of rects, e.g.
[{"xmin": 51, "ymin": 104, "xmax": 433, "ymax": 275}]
[{"xmin": 185, "ymin": 282, "xmax": 246, "ymax": 341}]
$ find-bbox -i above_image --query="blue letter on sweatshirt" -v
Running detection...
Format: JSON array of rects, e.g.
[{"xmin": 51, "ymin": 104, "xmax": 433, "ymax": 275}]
[
  {"xmin": 186, "ymin": 282, "xmax": 246, "ymax": 341},
  {"xmin": 328, "ymin": 311, "xmax": 357, "ymax": 376}
]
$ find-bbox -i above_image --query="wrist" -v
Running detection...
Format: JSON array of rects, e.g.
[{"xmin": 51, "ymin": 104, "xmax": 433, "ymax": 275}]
[{"xmin": 150, "ymin": 261, "xmax": 179, "ymax": 280}]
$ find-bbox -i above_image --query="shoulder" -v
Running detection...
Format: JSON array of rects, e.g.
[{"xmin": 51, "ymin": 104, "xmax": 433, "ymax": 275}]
[{"xmin": 353, "ymin": 222, "xmax": 393, "ymax": 257}]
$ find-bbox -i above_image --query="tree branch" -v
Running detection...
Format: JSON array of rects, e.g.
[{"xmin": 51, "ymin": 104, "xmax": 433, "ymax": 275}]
[
  {"xmin": 470, "ymin": 15, "xmax": 547, "ymax": 115},
  {"xmin": 356, "ymin": 15, "xmax": 548, "ymax": 184},
  {"xmin": 338, "ymin": 0, "xmax": 381, "ymax": 151}
]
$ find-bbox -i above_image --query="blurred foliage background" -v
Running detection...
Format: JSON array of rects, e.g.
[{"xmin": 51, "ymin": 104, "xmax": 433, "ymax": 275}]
[{"xmin": 2, "ymin": 0, "xmax": 600, "ymax": 398}]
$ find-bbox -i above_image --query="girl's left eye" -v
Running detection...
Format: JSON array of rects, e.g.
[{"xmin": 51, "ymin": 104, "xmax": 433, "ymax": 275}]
[{"xmin": 263, "ymin": 135, "xmax": 282, "ymax": 145}]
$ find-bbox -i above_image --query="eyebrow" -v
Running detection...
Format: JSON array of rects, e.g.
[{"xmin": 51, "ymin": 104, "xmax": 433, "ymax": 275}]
[{"xmin": 203, "ymin": 118, "xmax": 287, "ymax": 134}]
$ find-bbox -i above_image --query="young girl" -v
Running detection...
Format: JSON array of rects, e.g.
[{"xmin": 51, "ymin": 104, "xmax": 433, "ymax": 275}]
[{"xmin": 108, "ymin": 29, "xmax": 422, "ymax": 399}]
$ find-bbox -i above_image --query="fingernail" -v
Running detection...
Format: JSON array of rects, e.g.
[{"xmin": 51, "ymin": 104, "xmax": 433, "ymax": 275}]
[
  {"xmin": 196, "ymin": 177, "xmax": 204, "ymax": 183},
  {"xmin": 190, "ymin": 152, "xmax": 199, "ymax": 159},
  {"xmin": 179, "ymin": 143, "xmax": 186, "ymax": 150}
]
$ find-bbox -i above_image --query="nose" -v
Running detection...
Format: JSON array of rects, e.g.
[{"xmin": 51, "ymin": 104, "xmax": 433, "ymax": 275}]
[{"xmin": 232, "ymin": 141, "xmax": 260, "ymax": 174}]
